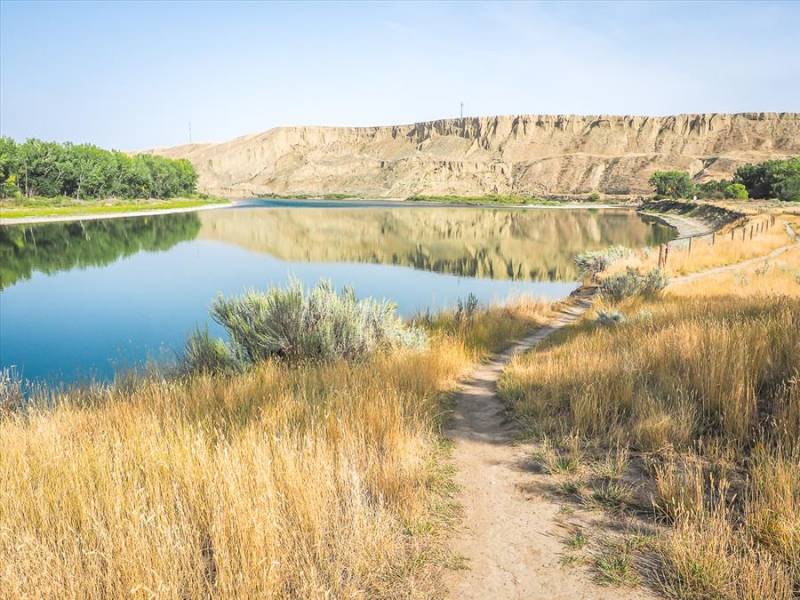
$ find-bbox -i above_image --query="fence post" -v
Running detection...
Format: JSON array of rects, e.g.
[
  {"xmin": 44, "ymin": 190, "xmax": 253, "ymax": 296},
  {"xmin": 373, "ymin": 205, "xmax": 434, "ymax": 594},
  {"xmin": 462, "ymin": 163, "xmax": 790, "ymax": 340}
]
[
  {"xmin": 712, "ymin": 232, "xmax": 716, "ymax": 246},
  {"xmin": 658, "ymin": 244, "xmax": 664, "ymax": 268},
  {"xmin": 688, "ymin": 237, "xmax": 693, "ymax": 255},
  {"xmin": 742, "ymin": 228, "xmax": 746, "ymax": 241},
  {"xmin": 664, "ymin": 244, "xmax": 669, "ymax": 268},
  {"xmin": 750, "ymin": 226, "xmax": 754, "ymax": 240}
]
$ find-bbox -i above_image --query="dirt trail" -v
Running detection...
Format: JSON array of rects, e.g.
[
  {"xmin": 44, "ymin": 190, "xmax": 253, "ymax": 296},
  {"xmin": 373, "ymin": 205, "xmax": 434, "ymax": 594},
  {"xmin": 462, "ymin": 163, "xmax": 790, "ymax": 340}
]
[
  {"xmin": 442, "ymin": 216, "xmax": 795, "ymax": 599},
  {"xmin": 671, "ymin": 223, "xmax": 799, "ymax": 285},
  {"xmin": 444, "ymin": 291, "xmax": 654, "ymax": 600}
]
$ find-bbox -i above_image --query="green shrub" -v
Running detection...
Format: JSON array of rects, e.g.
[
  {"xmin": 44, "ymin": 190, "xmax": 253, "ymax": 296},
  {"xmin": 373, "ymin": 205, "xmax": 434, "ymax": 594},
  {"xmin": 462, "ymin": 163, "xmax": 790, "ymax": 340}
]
[
  {"xmin": 601, "ymin": 267, "xmax": 668, "ymax": 302},
  {"xmin": 208, "ymin": 279, "xmax": 426, "ymax": 364},
  {"xmin": 723, "ymin": 182, "xmax": 749, "ymax": 200},
  {"xmin": 649, "ymin": 171, "xmax": 694, "ymax": 199},
  {"xmin": 596, "ymin": 310, "xmax": 626, "ymax": 326},
  {"xmin": 775, "ymin": 175, "xmax": 800, "ymax": 202},
  {"xmin": 735, "ymin": 156, "xmax": 800, "ymax": 199},
  {"xmin": 641, "ymin": 267, "xmax": 670, "ymax": 296},
  {"xmin": 181, "ymin": 328, "xmax": 241, "ymax": 375}
]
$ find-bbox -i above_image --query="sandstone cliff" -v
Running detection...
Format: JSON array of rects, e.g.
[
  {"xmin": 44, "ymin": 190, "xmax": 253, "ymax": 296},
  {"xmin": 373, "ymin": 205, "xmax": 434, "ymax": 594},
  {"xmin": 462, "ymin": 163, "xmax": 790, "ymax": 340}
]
[{"xmin": 151, "ymin": 113, "xmax": 800, "ymax": 198}]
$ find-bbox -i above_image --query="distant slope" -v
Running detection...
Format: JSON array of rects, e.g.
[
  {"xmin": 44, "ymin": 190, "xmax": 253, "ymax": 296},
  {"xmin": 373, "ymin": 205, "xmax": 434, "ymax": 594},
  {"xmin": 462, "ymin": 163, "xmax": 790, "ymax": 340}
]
[{"xmin": 150, "ymin": 113, "xmax": 800, "ymax": 198}]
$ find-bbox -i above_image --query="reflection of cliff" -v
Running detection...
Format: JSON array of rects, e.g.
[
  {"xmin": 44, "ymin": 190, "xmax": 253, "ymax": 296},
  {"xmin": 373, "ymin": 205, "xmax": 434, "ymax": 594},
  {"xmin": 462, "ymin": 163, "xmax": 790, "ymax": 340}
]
[
  {"xmin": 199, "ymin": 208, "xmax": 672, "ymax": 281},
  {"xmin": 0, "ymin": 214, "xmax": 201, "ymax": 289}
]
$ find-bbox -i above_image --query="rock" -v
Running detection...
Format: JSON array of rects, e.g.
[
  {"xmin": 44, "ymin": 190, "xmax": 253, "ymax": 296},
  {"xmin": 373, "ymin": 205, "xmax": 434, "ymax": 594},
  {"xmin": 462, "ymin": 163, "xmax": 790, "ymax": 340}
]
[{"xmin": 148, "ymin": 113, "xmax": 800, "ymax": 198}]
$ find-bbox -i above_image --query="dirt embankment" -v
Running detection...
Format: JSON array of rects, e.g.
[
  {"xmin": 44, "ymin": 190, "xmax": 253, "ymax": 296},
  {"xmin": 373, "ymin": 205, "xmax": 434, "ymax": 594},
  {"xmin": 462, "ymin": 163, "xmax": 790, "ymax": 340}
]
[
  {"xmin": 638, "ymin": 200, "xmax": 745, "ymax": 238},
  {"xmin": 149, "ymin": 113, "xmax": 799, "ymax": 199}
]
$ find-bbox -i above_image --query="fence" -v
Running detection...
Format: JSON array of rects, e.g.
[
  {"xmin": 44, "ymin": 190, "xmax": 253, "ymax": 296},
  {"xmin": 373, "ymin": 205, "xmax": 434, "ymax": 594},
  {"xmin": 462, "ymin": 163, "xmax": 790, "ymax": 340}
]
[{"xmin": 656, "ymin": 214, "xmax": 778, "ymax": 269}]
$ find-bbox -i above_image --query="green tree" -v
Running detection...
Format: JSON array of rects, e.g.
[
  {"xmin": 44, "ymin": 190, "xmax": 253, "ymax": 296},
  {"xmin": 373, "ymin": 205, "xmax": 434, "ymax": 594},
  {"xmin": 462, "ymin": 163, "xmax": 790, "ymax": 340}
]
[
  {"xmin": 723, "ymin": 182, "xmax": 748, "ymax": 200},
  {"xmin": 0, "ymin": 137, "xmax": 19, "ymax": 198},
  {"xmin": 649, "ymin": 171, "xmax": 694, "ymax": 199},
  {"xmin": 775, "ymin": 175, "xmax": 800, "ymax": 202},
  {"xmin": 0, "ymin": 138, "xmax": 198, "ymax": 200},
  {"xmin": 735, "ymin": 157, "xmax": 800, "ymax": 199}
]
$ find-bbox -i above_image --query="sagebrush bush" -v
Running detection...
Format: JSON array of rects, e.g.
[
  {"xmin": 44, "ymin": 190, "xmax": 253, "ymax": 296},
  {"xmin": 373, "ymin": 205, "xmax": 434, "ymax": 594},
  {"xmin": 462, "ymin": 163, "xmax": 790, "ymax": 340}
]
[
  {"xmin": 199, "ymin": 279, "xmax": 426, "ymax": 366},
  {"xmin": 600, "ymin": 267, "xmax": 668, "ymax": 301},
  {"xmin": 596, "ymin": 309, "xmax": 625, "ymax": 326},
  {"xmin": 574, "ymin": 245, "xmax": 632, "ymax": 277},
  {"xmin": 181, "ymin": 327, "xmax": 241, "ymax": 375}
]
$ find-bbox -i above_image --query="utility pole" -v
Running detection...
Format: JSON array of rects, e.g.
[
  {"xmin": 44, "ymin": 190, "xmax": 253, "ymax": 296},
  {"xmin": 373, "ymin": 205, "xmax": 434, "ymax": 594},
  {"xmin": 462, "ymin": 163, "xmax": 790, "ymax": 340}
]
[{"xmin": 460, "ymin": 101, "xmax": 464, "ymax": 119}]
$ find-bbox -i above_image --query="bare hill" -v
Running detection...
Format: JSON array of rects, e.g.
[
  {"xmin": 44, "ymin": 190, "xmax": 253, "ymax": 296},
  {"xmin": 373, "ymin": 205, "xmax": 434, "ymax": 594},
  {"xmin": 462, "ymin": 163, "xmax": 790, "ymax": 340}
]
[{"xmin": 151, "ymin": 113, "xmax": 800, "ymax": 198}]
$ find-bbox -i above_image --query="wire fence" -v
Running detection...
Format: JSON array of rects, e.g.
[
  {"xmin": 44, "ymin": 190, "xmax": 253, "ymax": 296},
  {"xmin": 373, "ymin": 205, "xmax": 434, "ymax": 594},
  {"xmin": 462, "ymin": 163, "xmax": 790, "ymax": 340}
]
[{"xmin": 656, "ymin": 214, "xmax": 778, "ymax": 269}]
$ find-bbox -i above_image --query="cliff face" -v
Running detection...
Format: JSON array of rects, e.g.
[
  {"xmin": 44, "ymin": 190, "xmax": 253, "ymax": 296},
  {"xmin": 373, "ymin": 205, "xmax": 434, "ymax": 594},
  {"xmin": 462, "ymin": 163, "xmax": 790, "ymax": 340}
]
[{"xmin": 152, "ymin": 113, "xmax": 800, "ymax": 198}]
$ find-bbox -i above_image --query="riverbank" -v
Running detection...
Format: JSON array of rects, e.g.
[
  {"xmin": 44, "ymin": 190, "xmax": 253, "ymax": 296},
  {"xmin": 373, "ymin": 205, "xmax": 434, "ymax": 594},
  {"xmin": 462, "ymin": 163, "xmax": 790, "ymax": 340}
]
[{"xmin": 0, "ymin": 197, "xmax": 230, "ymax": 225}]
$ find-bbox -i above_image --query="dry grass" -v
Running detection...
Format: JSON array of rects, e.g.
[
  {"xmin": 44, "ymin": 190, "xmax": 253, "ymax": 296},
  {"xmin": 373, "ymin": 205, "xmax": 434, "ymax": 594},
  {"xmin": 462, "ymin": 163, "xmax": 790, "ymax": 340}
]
[
  {"xmin": 500, "ymin": 279, "xmax": 800, "ymax": 598},
  {"xmin": 668, "ymin": 244, "xmax": 800, "ymax": 298},
  {"xmin": 0, "ymin": 300, "xmax": 550, "ymax": 599},
  {"xmin": 609, "ymin": 214, "xmax": 798, "ymax": 278}
]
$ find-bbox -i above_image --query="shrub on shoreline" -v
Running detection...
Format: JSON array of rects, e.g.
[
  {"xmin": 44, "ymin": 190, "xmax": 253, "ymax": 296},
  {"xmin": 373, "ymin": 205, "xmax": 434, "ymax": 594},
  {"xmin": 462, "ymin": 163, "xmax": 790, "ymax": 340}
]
[
  {"xmin": 182, "ymin": 279, "xmax": 427, "ymax": 372},
  {"xmin": 600, "ymin": 267, "xmax": 668, "ymax": 301}
]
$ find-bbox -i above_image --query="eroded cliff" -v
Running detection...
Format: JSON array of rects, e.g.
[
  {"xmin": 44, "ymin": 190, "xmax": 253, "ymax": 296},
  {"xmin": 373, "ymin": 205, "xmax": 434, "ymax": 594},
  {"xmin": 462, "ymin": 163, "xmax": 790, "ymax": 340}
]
[{"xmin": 152, "ymin": 113, "xmax": 800, "ymax": 198}]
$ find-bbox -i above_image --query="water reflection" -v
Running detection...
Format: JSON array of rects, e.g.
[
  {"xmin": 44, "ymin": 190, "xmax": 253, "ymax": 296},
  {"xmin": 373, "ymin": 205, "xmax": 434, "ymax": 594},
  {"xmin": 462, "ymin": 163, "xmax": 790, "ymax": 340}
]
[
  {"xmin": 0, "ymin": 214, "xmax": 201, "ymax": 289},
  {"xmin": 0, "ymin": 205, "xmax": 672, "ymax": 384},
  {"xmin": 199, "ymin": 207, "xmax": 672, "ymax": 281}
]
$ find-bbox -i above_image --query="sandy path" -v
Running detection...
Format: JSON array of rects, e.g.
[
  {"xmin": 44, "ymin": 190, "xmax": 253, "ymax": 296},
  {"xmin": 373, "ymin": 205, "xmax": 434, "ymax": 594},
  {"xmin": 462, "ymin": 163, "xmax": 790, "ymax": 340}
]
[{"xmin": 444, "ymin": 292, "xmax": 654, "ymax": 600}]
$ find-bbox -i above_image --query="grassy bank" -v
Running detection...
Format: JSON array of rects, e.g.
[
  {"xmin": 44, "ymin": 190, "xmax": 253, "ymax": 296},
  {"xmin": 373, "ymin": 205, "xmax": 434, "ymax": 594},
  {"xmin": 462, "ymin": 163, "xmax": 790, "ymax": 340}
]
[
  {"xmin": 611, "ymin": 213, "xmax": 799, "ymax": 277},
  {"xmin": 499, "ymin": 237, "xmax": 800, "ymax": 598},
  {"xmin": 0, "ymin": 300, "xmax": 549, "ymax": 598},
  {"xmin": 0, "ymin": 194, "xmax": 228, "ymax": 220},
  {"xmin": 407, "ymin": 193, "xmax": 560, "ymax": 206}
]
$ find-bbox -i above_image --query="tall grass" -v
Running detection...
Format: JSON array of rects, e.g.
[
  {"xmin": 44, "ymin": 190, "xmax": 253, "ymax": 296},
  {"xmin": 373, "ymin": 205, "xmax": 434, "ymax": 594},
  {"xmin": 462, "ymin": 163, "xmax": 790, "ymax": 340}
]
[
  {"xmin": 499, "ymin": 294, "xmax": 800, "ymax": 598},
  {"xmin": 0, "ymin": 299, "xmax": 549, "ymax": 599},
  {"xmin": 617, "ymin": 215, "xmax": 798, "ymax": 277}
]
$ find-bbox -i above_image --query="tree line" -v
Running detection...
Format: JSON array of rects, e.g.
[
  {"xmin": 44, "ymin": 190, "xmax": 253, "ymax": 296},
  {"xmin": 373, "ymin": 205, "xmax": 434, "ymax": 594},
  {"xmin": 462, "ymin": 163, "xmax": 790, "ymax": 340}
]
[
  {"xmin": 649, "ymin": 156, "xmax": 800, "ymax": 202},
  {"xmin": 0, "ymin": 137, "xmax": 198, "ymax": 200}
]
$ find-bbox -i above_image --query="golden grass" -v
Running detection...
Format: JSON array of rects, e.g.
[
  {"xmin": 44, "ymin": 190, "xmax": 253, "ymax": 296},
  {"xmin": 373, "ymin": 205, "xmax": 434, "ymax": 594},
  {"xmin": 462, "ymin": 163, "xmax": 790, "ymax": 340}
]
[
  {"xmin": 0, "ymin": 301, "xmax": 550, "ymax": 599},
  {"xmin": 500, "ymin": 284, "xmax": 800, "ymax": 598},
  {"xmin": 608, "ymin": 214, "xmax": 798, "ymax": 277},
  {"xmin": 668, "ymin": 244, "xmax": 800, "ymax": 298}
]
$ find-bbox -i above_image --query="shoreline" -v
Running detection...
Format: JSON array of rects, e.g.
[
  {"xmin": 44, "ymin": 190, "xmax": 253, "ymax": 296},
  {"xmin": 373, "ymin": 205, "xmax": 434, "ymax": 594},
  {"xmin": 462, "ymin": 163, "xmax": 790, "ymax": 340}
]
[
  {"xmin": 238, "ymin": 197, "xmax": 635, "ymax": 210},
  {"xmin": 1, "ymin": 198, "xmax": 637, "ymax": 226},
  {"xmin": 638, "ymin": 210, "xmax": 714, "ymax": 239},
  {"xmin": 0, "ymin": 202, "xmax": 231, "ymax": 226}
]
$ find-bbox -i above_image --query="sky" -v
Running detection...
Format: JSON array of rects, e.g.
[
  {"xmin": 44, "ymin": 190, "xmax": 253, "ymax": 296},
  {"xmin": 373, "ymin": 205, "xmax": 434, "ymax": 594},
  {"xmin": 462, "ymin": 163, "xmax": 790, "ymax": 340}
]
[{"xmin": 1, "ymin": 0, "xmax": 798, "ymax": 150}]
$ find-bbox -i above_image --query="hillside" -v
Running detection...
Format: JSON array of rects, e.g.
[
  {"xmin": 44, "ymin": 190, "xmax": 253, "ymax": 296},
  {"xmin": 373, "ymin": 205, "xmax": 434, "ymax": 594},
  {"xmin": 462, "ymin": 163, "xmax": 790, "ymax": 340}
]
[{"xmin": 151, "ymin": 113, "xmax": 800, "ymax": 198}]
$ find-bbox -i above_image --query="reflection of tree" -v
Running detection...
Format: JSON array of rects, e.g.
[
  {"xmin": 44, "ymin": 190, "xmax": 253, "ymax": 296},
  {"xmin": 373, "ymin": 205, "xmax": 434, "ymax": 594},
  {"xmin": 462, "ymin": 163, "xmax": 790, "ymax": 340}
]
[
  {"xmin": 199, "ymin": 208, "xmax": 673, "ymax": 281},
  {"xmin": 0, "ymin": 214, "xmax": 201, "ymax": 289}
]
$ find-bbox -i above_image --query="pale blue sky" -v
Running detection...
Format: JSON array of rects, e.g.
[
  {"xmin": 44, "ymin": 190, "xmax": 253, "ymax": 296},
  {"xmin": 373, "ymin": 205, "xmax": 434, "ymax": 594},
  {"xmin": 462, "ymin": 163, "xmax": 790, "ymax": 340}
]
[{"xmin": 1, "ymin": 1, "xmax": 798, "ymax": 150}]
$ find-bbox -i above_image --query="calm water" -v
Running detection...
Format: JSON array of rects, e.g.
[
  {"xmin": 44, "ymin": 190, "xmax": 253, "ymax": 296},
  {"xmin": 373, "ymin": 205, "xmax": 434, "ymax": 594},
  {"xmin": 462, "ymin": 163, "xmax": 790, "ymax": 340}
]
[{"xmin": 0, "ymin": 201, "xmax": 673, "ymax": 384}]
